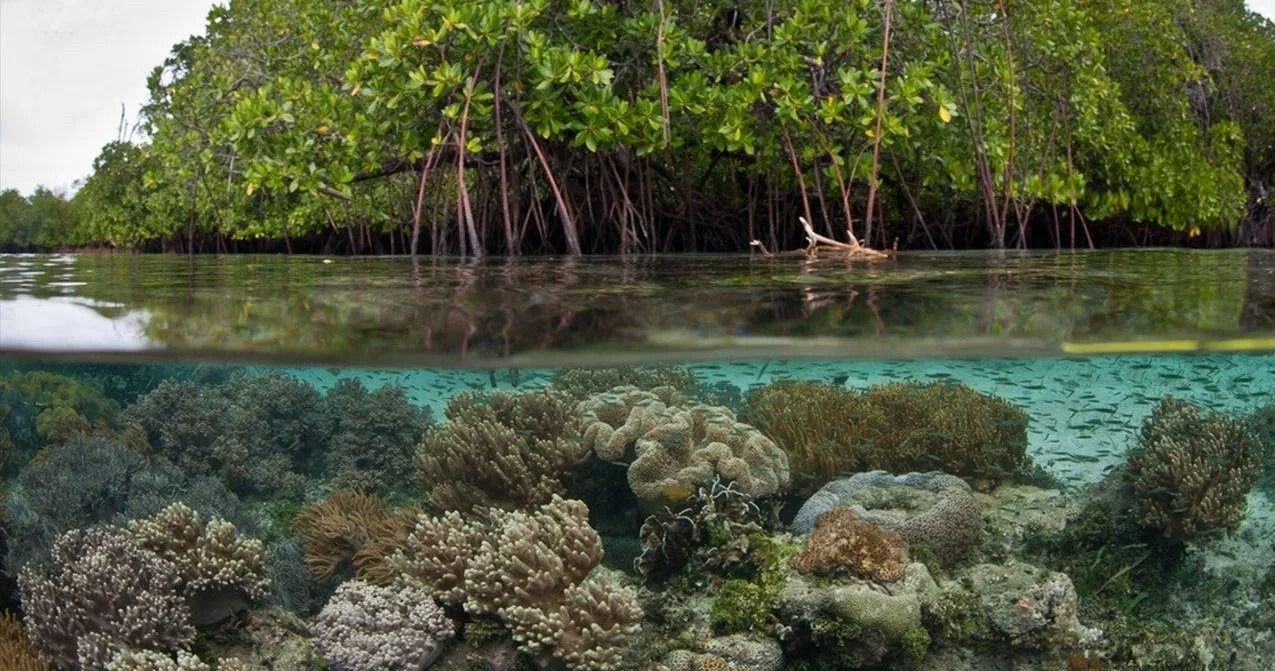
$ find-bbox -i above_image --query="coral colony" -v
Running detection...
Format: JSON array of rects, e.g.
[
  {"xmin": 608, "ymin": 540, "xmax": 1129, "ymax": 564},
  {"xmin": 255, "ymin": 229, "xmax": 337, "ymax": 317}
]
[{"xmin": 0, "ymin": 367, "xmax": 1270, "ymax": 670}]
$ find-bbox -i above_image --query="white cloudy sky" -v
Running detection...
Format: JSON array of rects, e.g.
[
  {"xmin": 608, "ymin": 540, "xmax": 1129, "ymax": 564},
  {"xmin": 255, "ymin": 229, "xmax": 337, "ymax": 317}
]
[{"xmin": 1, "ymin": 0, "xmax": 1274, "ymax": 195}]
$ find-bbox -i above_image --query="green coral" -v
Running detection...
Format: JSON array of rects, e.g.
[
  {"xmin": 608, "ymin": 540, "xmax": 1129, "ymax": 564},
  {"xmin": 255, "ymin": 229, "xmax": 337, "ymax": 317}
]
[
  {"xmin": 1128, "ymin": 397, "xmax": 1262, "ymax": 544},
  {"xmin": 742, "ymin": 380, "xmax": 1030, "ymax": 494},
  {"xmin": 708, "ymin": 535, "xmax": 796, "ymax": 634},
  {"xmin": 0, "ymin": 370, "xmax": 121, "ymax": 474}
]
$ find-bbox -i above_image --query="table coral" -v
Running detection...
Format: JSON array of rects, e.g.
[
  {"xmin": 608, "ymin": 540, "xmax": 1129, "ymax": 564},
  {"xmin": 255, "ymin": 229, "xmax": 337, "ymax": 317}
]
[
  {"xmin": 628, "ymin": 404, "xmax": 789, "ymax": 505},
  {"xmin": 311, "ymin": 580, "xmax": 453, "ymax": 671},
  {"xmin": 417, "ymin": 390, "xmax": 587, "ymax": 511},
  {"xmin": 18, "ymin": 527, "xmax": 194, "ymax": 669},
  {"xmin": 791, "ymin": 471, "xmax": 982, "ymax": 563},
  {"xmin": 293, "ymin": 490, "xmax": 417, "ymax": 584},
  {"xmin": 1127, "ymin": 397, "xmax": 1262, "ymax": 544},
  {"xmin": 792, "ymin": 508, "xmax": 909, "ymax": 583}
]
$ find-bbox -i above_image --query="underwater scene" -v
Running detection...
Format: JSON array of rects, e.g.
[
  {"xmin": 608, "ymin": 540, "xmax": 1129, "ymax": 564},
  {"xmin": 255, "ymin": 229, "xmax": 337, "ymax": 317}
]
[{"xmin": 1, "ymin": 251, "xmax": 1274, "ymax": 671}]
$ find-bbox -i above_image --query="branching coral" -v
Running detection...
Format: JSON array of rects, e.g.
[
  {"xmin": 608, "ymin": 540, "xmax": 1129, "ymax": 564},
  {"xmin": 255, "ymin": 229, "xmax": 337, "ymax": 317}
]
[
  {"xmin": 743, "ymin": 380, "xmax": 1031, "ymax": 493},
  {"xmin": 18, "ymin": 527, "xmax": 194, "ymax": 669},
  {"xmin": 2, "ymin": 611, "xmax": 49, "ymax": 671},
  {"xmin": 394, "ymin": 496, "xmax": 642, "ymax": 669},
  {"xmin": 578, "ymin": 385, "xmax": 683, "ymax": 462},
  {"xmin": 128, "ymin": 503, "xmax": 268, "ymax": 625},
  {"xmin": 311, "ymin": 580, "xmax": 453, "ymax": 671},
  {"xmin": 791, "ymin": 471, "xmax": 982, "ymax": 563},
  {"xmin": 1127, "ymin": 397, "xmax": 1262, "ymax": 544},
  {"xmin": 792, "ymin": 509, "xmax": 909, "ymax": 582},
  {"xmin": 123, "ymin": 373, "xmax": 327, "ymax": 498},
  {"xmin": 322, "ymin": 379, "xmax": 431, "ymax": 494},
  {"xmin": 635, "ymin": 480, "xmax": 764, "ymax": 583},
  {"xmin": 629, "ymin": 404, "xmax": 789, "ymax": 505},
  {"xmin": 416, "ymin": 390, "xmax": 587, "ymax": 511},
  {"xmin": 292, "ymin": 490, "xmax": 417, "ymax": 585}
]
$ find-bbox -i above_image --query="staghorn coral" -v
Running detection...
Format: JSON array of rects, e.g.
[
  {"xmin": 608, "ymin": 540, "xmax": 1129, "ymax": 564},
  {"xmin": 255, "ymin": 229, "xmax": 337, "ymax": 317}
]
[
  {"xmin": 417, "ymin": 390, "xmax": 587, "ymax": 511},
  {"xmin": 18, "ymin": 527, "xmax": 194, "ymax": 670},
  {"xmin": 292, "ymin": 490, "xmax": 417, "ymax": 585},
  {"xmin": 2, "ymin": 610, "xmax": 49, "ymax": 671},
  {"xmin": 322, "ymin": 379, "xmax": 431, "ymax": 494},
  {"xmin": 123, "ymin": 373, "xmax": 327, "ymax": 498},
  {"xmin": 792, "ymin": 508, "xmax": 909, "ymax": 583},
  {"xmin": 550, "ymin": 367, "xmax": 700, "ymax": 401},
  {"xmin": 395, "ymin": 496, "xmax": 642, "ymax": 669},
  {"xmin": 628, "ymin": 404, "xmax": 789, "ymax": 505},
  {"xmin": 1127, "ymin": 397, "xmax": 1263, "ymax": 544},
  {"xmin": 743, "ymin": 380, "xmax": 1031, "ymax": 493},
  {"xmin": 311, "ymin": 580, "xmax": 453, "ymax": 671},
  {"xmin": 791, "ymin": 471, "xmax": 982, "ymax": 563},
  {"xmin": 127, "ymin": 503, "xmax": 268, "ymax": 626},
  {"xmin": 635, "ymin": 480, "xmax": 764, "ymax": 583},
  {"xmin": 578, "ymin": 385, "xmax": 683, "ymax": 462}
]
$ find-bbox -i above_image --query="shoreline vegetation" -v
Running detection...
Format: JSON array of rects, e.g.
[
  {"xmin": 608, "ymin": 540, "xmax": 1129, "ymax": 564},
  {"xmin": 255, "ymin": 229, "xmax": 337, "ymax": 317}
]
[{"xmin": 2, "ymin": 0, "xmax": 1274, "ymax": 256}]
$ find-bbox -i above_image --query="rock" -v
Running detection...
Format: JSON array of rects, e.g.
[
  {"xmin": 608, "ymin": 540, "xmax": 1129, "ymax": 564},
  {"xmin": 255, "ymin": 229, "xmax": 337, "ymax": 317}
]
[
  {"xmin": 202, "ymin": 606, "xmax": 324, "ymax": 670},
  {"xmin": 792, "ymin": 471, "xmax": 982, "ymax": 563},
  {"xmin": 703, "ymin": 634, "xmax": 784, "ymax": 671},
  {"xmin": 945, "ymin": 560, "xmax": 1099, "ymax": 650}
]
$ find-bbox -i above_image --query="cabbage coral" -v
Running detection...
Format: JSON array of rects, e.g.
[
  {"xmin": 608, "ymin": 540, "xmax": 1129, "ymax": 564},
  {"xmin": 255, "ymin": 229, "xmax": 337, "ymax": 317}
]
[{"xmin": 1128, "ymin": 397, "xmax": 1262, "ymax": 544}]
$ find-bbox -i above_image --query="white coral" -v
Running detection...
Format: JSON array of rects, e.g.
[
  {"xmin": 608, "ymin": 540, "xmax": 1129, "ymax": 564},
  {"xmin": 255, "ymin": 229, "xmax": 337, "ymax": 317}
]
[{"xmin": 312, "ymin": 580, "xmax": 453, "ymax": 671}]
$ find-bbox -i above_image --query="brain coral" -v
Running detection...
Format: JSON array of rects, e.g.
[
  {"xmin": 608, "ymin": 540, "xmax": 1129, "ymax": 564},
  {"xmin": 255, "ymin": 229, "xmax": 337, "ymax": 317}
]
[
  {"xmin": 18, "ymin": 527, "xmax": 194, "ymax": 669},
  {"xmin": 792, "ymin": 471, "xmax": 982, "ymax": 563},
  {"xmin": 792, "ymin": 508, "xmax": 909, "ymax": 583},
  {"xmin": 743, "ymin": 380, "xmax": 1031, "ymax": 493},
  {"xmin": 127, "ymin": 503, "xmax": 269, "ymax": 626},
  {"xmin": 628, "ymin": 404, "xmax": 789, "ymax": 505},
  {"xmin": 578, "ymin": 385, "xmax": 683, "ymax": 462},
  {"xmin": 417, "ymin": 390, "xmax": 587, "ymax": 511},
  {"xmin": 312, "ymin": 580, "xmax": 453, "ymax": 671},
  {"xmin": 1128, "ymin": 397, "xmax": 1263, "ymax": 544}
]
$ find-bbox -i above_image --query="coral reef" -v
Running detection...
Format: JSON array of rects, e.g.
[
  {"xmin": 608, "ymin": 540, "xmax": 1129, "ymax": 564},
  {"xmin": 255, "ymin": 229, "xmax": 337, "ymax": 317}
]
[
  {"xmin": 18, "ymin": 527, "xmax": 194, "ymax": 669},
  {"xmin": 395, "ymin": 496, "xmax": 642, "ymax": 669},
  {"xmin": 417, "ymin": 390, "xmax": 587, "ymax": 511},
  {"xmin": 312, "ymin": 580, "xmax": 453, "ymax": 670},
  {"xmin": 123, "ymin": 373, "xmax": 328, "ymax": 498},
  {"xmin": 127, "ymin": 503, "xmax": 269, "ymax": 626},
  {"xmin": 578, "ymin": 385, "xmax": 683, "ymax": 462},
  {"xmin": 2, "ymin": 437, "xmax": 250, "ymax": 575},
  {"xmin": 264, "ymin": 538, "xmax": 335, "ymax": 616},
  {"xmin": 743, "ymin": 380, "xmax": 1031, "ymax": 493},
  {"xmin": 0, "ymin": 370, "xmax": 121, "ymax": 473},
  {"xmin": 1127, "ymin": 397, "xmax": 1262, "ymax": 544},
  {"xmin": 292, "ymin": 490, "xmax": 417, "ymax": 584},
  {"xmin": 940, "ymin": 560, "xmax": 1097, "ymax": 651},
  {"xmin": 792, "ymin": 471, "xmax": 982, "ymax": 563},
  {"xmin": 2, "ymin": 610, "xmax": 49, "ymax": 671},
  {"xmin": 628, "ymin": 404, "xmax": 789, "ymax": 505},
  {"xmin": 791, "ymin": 508, "xmax": 909, "ymax": 583},
  {"xmin": 322, "ymin": 378, "xmax": 431, "ymax": 493},
  {"xmin": 200, "ymin": 606, "xmax": 324, "ymax": 670},
  {"xmin": 551, "ymin": 367, "xmax": 700, "ymax": 401}
]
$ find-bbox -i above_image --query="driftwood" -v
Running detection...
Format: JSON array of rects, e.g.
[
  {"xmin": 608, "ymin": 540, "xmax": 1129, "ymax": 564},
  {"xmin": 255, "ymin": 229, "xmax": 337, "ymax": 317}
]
[{"xmin": 751, "ymin": 217, "xmax": 890, "ymax": 260}]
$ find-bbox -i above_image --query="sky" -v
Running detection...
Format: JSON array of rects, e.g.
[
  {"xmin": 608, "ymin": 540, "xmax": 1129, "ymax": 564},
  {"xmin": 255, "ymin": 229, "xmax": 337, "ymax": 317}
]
[{"xmin": 1, "ymin": 0, "xmax": 1273, "ymax": 196}]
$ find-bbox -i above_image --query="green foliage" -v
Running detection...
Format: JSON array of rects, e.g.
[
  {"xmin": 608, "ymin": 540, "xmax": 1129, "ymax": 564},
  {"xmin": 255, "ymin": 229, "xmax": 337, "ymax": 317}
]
[{"xmin": 34, "ymin": 0, "xmax": 1275, "ymax": 251}]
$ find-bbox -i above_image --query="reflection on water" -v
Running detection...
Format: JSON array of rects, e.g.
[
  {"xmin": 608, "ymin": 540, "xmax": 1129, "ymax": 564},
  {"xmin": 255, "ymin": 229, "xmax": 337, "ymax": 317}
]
[{"xmin": 0, "ymin": 250, "xmax": 1273, "ymax": 364}]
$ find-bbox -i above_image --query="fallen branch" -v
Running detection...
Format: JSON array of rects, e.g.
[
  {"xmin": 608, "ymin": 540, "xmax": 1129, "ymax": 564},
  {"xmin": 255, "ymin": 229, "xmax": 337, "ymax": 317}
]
[{"xmin": 800, "ymin": 217, "xmax": 890, "ymax": 260}]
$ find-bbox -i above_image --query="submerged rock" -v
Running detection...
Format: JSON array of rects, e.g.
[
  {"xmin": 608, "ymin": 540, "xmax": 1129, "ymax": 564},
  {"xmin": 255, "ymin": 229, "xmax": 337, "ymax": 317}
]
[
  {"xmin": 940, "ymin": 559, "xmax": 1099, "ymax": 651},
  {"xmin": 791, "ymin": 471, "xmax": 982, "ymax": 563}
]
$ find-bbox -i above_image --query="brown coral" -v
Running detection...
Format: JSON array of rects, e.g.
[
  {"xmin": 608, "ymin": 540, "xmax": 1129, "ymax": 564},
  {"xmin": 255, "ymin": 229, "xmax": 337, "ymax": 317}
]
[
  {"xmin": 551, "ymin": 367, "xmax": 699, "ymax": 400},
  {"xmin": 578, "ymin": 385, "xmax": 683, "ymax": 462},
  {"xmin": 417, "ymin": 390, "xmax": 587, "ymax": 511},
  {"xmin": 1, "ymin": 611, "xmax": 49, "ymax": 671},
  {"xmin": 629, "ymin": 404, "xmax": 789, "ymax": 505},
  {"xmin": 293, "ymin": 490, "xmax": 417, "ymax": 584},
  {"xmin": 792, "ymin": 508, "xmax": 909, "ymax": 582},
  {"xmin": 743, "ymin": 380, "xmax": 1031, "ymax": 493},
  {"xmin": 1128, "ymin": 397, "xmax": 1263, "ymax": 544},
  {"xmin": 128, "ymin": 503, "xmax": 269, "ymax": 625}
]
